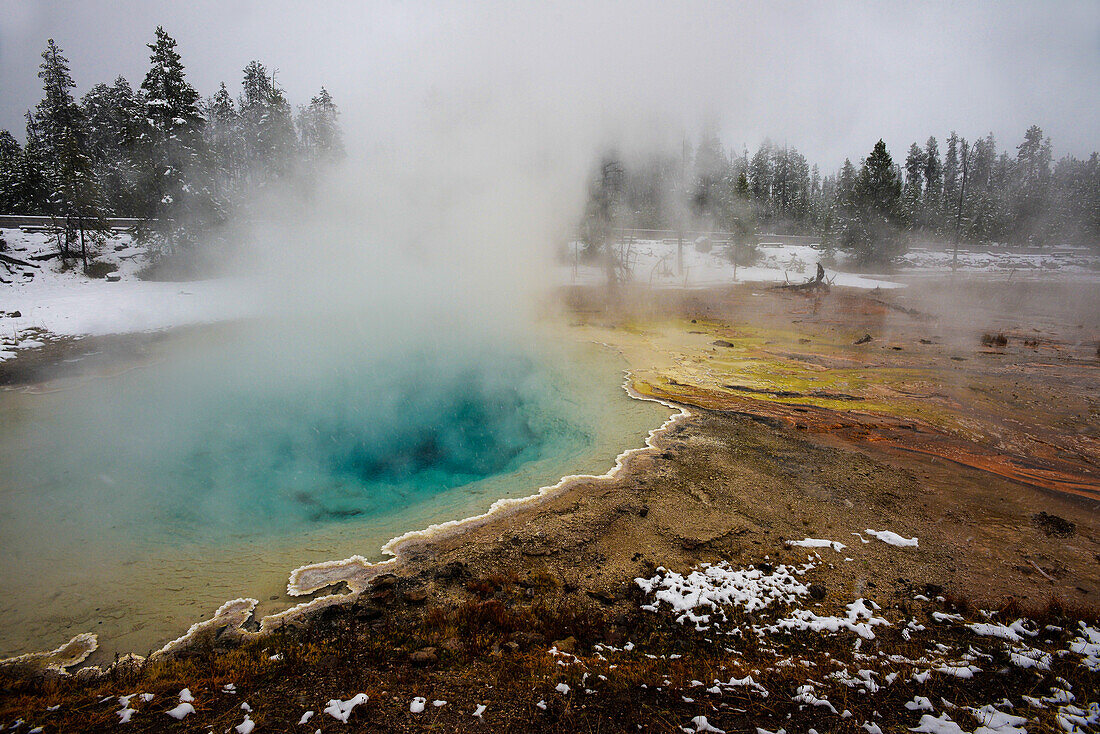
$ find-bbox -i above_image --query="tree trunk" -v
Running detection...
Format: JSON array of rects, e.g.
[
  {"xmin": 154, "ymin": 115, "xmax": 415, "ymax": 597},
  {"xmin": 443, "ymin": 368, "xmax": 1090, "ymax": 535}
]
[
  {"xmin": 79, "ymin": 214, "xmax": 87, "ymax": 273},
  {"xmin": 604, "ymin": 240, "xmax": 617, "ymax": 291},
  {"xmin": 952, "ymin": 147, "xmax": 970, "ymax": 273}
]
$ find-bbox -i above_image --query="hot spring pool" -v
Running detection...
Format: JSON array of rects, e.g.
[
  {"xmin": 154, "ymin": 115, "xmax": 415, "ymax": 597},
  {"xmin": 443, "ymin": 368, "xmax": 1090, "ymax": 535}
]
[{"xmin": 0, "ymin": 324, "xmax": 668, "ymax": 662}]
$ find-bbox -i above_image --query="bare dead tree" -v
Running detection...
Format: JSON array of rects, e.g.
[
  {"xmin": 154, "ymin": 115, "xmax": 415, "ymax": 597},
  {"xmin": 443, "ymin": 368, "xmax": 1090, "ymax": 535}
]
[{"xmin": 952, "ymin": 138, "xmax": 972, "ymax": 273}]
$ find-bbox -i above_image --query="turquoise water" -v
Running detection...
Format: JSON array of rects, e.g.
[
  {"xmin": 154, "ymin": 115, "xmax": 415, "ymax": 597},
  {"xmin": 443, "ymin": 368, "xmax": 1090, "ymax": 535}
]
[
  {"xmin": 12, "ymin": 343, "xmax": 579, "ymax": 540},
  {"xmin": 0, "ymin": 323, "xmax": 667, "ymax": 661}
]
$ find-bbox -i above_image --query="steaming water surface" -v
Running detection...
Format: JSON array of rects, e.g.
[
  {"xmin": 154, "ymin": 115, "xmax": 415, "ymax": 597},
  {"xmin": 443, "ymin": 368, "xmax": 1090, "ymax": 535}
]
[{"xmin": 0, "ymin": 324, "xmax": 668, "ymax": 662}]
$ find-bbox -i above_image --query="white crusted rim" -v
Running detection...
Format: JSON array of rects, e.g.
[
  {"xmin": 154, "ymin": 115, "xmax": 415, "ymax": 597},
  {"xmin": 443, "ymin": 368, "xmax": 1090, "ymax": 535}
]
[
  {"xmin": 0, "ymin": 631, "xmax": 98, "ymax": 673},
  {"xmin": 151, "ymin": 597, "xmax": 260, "ymax": 659}
]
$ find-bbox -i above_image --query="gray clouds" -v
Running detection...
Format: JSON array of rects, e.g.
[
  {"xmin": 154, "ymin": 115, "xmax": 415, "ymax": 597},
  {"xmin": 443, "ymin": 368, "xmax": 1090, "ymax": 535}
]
[{"xmin": 1, "ymin": 0, "xmax": 1098, "ymax": 169}]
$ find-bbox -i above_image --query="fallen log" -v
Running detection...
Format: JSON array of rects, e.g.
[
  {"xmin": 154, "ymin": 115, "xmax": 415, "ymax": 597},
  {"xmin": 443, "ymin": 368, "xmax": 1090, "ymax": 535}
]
[
  {"xmin": 0, "ymin": 252, "xmax": 39, "ymax": 268},
  {"xmin": 871, "ymin": 297, "xmax": 923, "ymax": 318},
  {"xmin": 773, "ymin": 262, "xmax": 828, "ymax": 291}
]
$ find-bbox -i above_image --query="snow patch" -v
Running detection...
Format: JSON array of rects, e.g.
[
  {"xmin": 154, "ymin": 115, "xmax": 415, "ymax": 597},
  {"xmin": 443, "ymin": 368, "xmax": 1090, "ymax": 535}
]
[
  {"xmin": 863, "ymin": 529, "xmax": 918, "ymax": 547},
  {"xmin": 786, "ymin": 538, "xmax": 846, "ymax": 552},
  {"xmin": 771, "ymin": 599, "xmax": 890, "ymax": 640},
  {"xmin": 689, "ymin": 715, "xmax": 726, "ymax": 733},
  {"xmin": 166, "ymin": 703, "xmax": 194, "ymax": 720},
  {"xmin": 969, "ymin": 705, "xmax": 1029, "ymax": 734},
  {"xmin": 966, "ymin": 620, "xmax": 1036, "ymax": 643},
  {"xmin": 324, "ymin": 693, "xmax": 368, "ymax": 723},
  {"xmin": 792, "ymin": 684, "xmax": 838, "ymax": 714},
  {"xmin": 636, "ymin": 560, "xmax": 814, "ymax": 630},
  {"xmin": 1068, "ymin": 623, "xmax": 1100, "ymax": 671},
  {"xmin": 911, "ymin": 714, "xmax": 968, "ymax": 734}
]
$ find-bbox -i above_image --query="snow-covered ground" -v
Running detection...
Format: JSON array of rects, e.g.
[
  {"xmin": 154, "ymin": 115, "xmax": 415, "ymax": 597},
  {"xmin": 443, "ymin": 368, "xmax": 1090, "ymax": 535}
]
[
  {"xmin": 0, "ymin": 228, "xmax": 257, "ymax": 363},
  {"xmin": 561, "ymin": 240, "xmax": 903, "ymax": 290},
  {"xmin": 900, "ymin": 244, "xmax": 1100, "ymax": 274},
  {"xmin": 563, "ymin": 238, "xmax": 1100, "ymax": 289},
  {"xmin": 3, "ymin": 226, "xmax": 1097, "ymax": 365}
]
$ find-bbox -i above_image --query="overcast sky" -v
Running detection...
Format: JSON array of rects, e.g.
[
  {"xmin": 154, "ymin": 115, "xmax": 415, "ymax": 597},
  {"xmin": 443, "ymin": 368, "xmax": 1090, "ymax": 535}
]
[{"xmin": 2, "ymin": 0, "xmax": 1098, "ymax": 171}]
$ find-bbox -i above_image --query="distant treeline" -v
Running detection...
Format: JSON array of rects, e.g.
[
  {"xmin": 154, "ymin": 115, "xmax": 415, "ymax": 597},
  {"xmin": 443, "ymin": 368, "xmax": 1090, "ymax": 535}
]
[
  {"xmin": 585, "ymin": 127, "xmax": 1100, "ymax": 264},
  {"xmin": 0, "ymin": 28, "xmax": 343, "ymax": 258}
]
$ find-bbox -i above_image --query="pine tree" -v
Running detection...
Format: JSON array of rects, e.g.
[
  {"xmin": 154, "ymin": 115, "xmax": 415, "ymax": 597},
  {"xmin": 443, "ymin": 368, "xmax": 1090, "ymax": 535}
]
[
  {"xmin": 817, "ymin": 172, "xmax": 838, "ymax": 246},
  {"xmin": 837, "ymin": 159, "xmax": 858, "ymax": 205},
  {"xmin": 1074, "ymin": 153, "xmax": 1100, "ymax": 247},
  {"xmin": 725, "ymin": 177, "xmax": 758, "ymax": 266},
  {"xmin": 903, "ymin": 143, "xmax": 925, "ymax": 197},
  {"xmin": 948, "ymin": 137, "xmax": 973, "ymax": 267},
  {"xmin": 844, "ymin": 140, "xmax": 904, "ymax": 264},
  {"xmin": 20, "ymin": 112, "xmax": 51, "ymax": 214},
  {"xmin": 141, "ymin": 28, "xmax": 203, "ymax": 136},
  {"xmin": 6, "ymin": 26, "xmax": 345, "ymax": 266},
  {"xmin": 827, "ymin": 158, "xmax": 858, "ymax": 249},
  {"xmin": 1012, "ymin": 125, "xmax": 1053, "ymax": 245},
  {"xmin": 0, "ymin": 131, "xmax": 24, "ymax": 214},
  {"xmin": 972, "ymin": 134, "xmax": 996, "ymax": 191},
  {"xmin": 857, "ymin": 140, "xmax": 902, "ymax": 216},
  {"xmin": 238, "ymin": 61, "xmax": 298, "ymax": 181},
  {"xmin": 1048, "ymin": 153, "xmax": 1100, "ymax": 247},
  {"xmin": 771, "ymin": 146, "xmax": 810, "ymax": 226},
  {"xmin": 962, "ymin": 134, "xmax": 1000, "ymax": 243},
  {"xmin": 298, "ymin": 87, "xmax": 344, "ymax": 165},
  {"xmin": 240, "ymin": 61, "xmax": 273, "ymax": 120},
  {"xmin": 901, "ymin": 143, "xmax": 925, "ymax": 229},
  {"xmin": 82, "ymin": 76, "xmax": 144, "ymax": 214},
  {"xmin": 35, "ymin": 39, "xmax": 105, "ymax": 267},
  {"xmin": 240, "ymin": 62, "xmax": 272, "ymax": 154},
  {"xmin": 622, "ymin": 151, "xmax": 677, "ymax": 229},
  {"xmin": 690, "ymin": 128, "xmax": 730, "ymax": 229},
  {"xmin": 258, "ymin": 83, "xmax": 298, "ymax": 178},
  {"xmin": 734, "ymin": 169, "xmax": 750, "ymax": 200},
  {"xmin": 920, "ymin": 136, "xmax": 942, "ymax": 232},
  {"xmin": 943, "ymin": 132, "xmax": 959, "ymax": 225},
  {"xmin": 202, "ymin": 82, "xmax": 243, "ymax": 205},
  {"xmin": 1016, "ymin": 125, "xmax": 1052, "ymax": 187},
  {"xmin": 140, "ymin": 26, "xmax": 207, "ymax": 248},
  {"xmin": 807, "ymin": 164, "xmax": 824, "ymax": 232},
  {"xmin": 748, "ymin": 141, "xmax": 774, "ymax": 221},
  {"xmin": 581, "ymin": 154, "xmax": 625, "ymax": 286}
]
